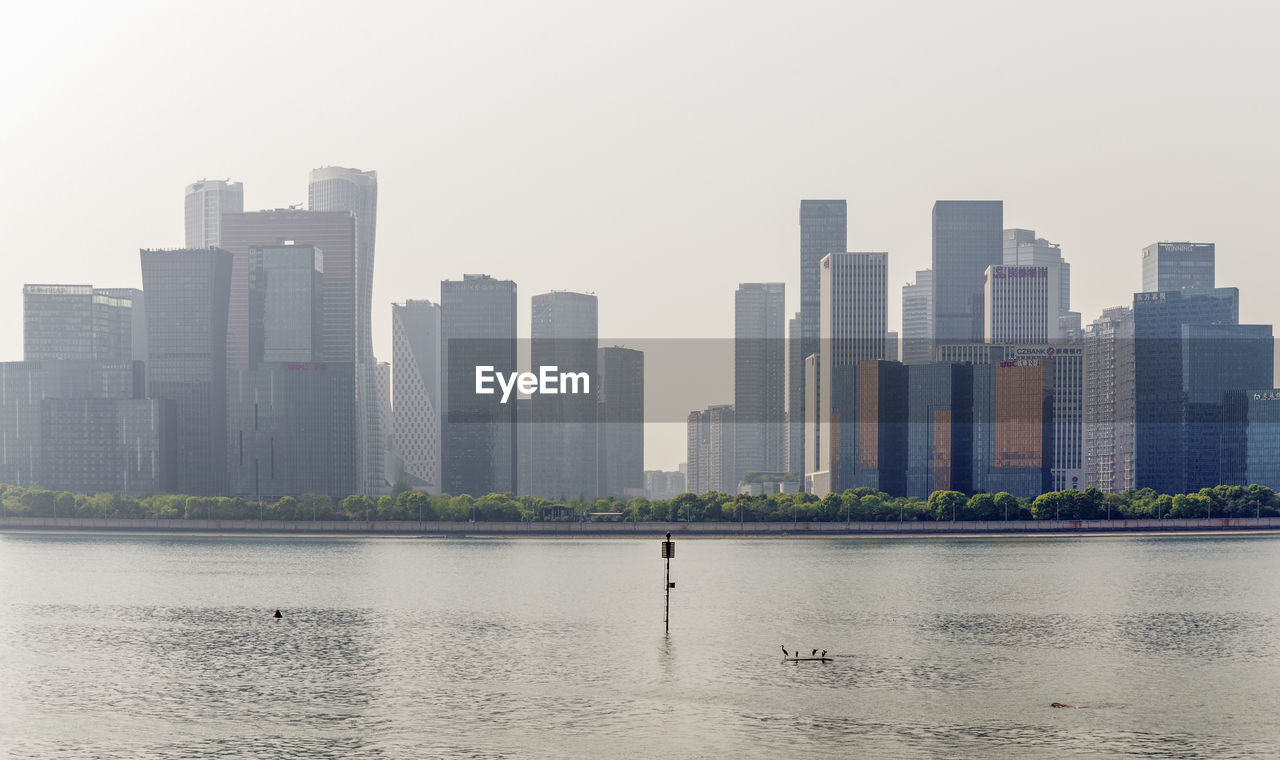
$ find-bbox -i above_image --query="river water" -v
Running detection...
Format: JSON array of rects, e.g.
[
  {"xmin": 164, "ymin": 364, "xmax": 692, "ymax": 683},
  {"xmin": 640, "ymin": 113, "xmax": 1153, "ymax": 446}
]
[{"xmin": 1, "ymin": 532, "xmax": 1278, "ymax": 758}]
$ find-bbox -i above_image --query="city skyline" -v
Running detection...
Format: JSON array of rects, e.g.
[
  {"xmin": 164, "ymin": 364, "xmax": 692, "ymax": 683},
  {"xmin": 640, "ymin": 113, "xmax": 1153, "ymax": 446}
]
[
  {"xmin": 5, "ymin": 3, "xmax": 1280, "ymax": 471},
  {"xmin": 7, "ymin": 199, "xmax": 1280, "ymax": 475}
]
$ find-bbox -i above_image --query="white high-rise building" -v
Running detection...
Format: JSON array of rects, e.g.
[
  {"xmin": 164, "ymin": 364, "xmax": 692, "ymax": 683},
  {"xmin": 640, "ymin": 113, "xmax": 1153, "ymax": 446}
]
[
  {"xmin": 184, "ymin": 179, "xmax": 243, "ymax": 249},
  {"xmin": 1084, "ymin": 306, "xmax": 1136, "ymax": 493},
  {"xmin": 687, "ymin": 404, "xmax": 735, "ymax": 495},
  {"xmin": 734, "ymin": 283, "xmax": 786, "ymax": 481},
  {"xmin": 811, "ymin": 252, "xmax": 888, "ymax": 495},
  {"xmin": 1004, "ymin": 229, "xmax": 1079, "ymax": 337},
  {"xmin": 392, "ymin": 300, "xmax": 441, "ymax": 493},
  {"xmin": 309, "ymin": 167, "xmax": 383, "ymax": 494},
  {"xmin": 983, "ymin": 264, "xmax": 1062, "ymax": 345}
]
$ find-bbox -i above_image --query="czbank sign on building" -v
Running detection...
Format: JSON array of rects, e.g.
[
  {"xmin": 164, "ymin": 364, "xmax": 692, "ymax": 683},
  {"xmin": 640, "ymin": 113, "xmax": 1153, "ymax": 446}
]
[{"xmin": 475, "ymin": 366, "xmax": 591, "ymax": 403}]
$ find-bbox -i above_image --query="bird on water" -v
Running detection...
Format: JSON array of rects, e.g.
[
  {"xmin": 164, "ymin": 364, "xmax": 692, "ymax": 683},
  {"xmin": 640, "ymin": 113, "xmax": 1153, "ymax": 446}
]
[
  {"xmin": 811, "ymin": 649, "xmax": 818, "ymax": 656},
  {"xmin": 780, "ymin": 645, "xmax": 789, "ymax": 657}
]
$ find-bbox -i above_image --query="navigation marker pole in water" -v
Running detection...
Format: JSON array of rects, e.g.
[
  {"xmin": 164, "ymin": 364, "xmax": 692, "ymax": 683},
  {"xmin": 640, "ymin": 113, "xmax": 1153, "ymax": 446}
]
[{"xmin": 661, "ymin": 532, "xmax": 675, "ymax": 632}]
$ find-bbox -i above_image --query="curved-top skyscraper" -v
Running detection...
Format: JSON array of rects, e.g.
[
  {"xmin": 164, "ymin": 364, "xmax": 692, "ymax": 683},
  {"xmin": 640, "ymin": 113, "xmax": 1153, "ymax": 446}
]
[
  {"xmin": 308, "ymin": 167, "xmax": 377, "ymax": 360},
  {"xmin": 309, "ymin": 167, "xmax": 384, "ymax": 495}
]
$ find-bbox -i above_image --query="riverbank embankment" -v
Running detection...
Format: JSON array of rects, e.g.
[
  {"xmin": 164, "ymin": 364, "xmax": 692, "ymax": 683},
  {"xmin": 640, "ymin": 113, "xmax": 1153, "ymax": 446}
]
[{"xmin": 2, "ymin": 516, "xmax": 1279, "ymax": 537}]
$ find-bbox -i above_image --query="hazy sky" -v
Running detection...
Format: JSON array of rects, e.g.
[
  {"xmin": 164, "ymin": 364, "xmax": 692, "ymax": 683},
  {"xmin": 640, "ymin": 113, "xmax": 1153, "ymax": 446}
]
[{"xmin": 3, "ymin": 1, "xmax": 1277, "ymax": 469}]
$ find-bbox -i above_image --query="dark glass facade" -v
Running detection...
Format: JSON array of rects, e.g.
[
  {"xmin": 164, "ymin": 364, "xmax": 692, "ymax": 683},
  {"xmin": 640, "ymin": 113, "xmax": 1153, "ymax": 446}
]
[
  {"xmin": 23, "ymin": 285, "xmax": 134, "ymax": 362},
  {"xmin": 220, "ymin": 210, "xmax": 356, "ymax": 370},
  {"xmin": 441, "ymin": 274, "xmax": 518, "ymax": 497},
  {"xmin": 1132, "ymin": 288, "xmax": 1239, "ymax": 494},
  {"xmin": 794, "ymin": 201, "xmax": 846, "ymax": 482},
  {"xmin": 249, "ymin": 244, "xmax": 323, "ymax": 365},
  {"xmin": 598, "ymin": 346, "xmax": 644, "ymax": 497},
  {"xmin": 227, "ymin": 362, "xmax": 357, "ymax": 500},
  {"xmin": 1180, "ymin": 324, "xmax": 1273, "ymax": 491},
  {"xmin": 1142, "ymin": 242, "xmax": 1215, "ymax": 293},
  {"xmin": 906, "ymin": 363, "xmax": 973, "ymax": 498},
  {"xmin": 932, "ymin": 201, "xmax": 1003, "ymax": 346},
  {"xmin": 0, "ymin": 360, "xmax": 159, "ymax": 492},
  {"xmin": 140, "ymin": 248, "xmax": 233, "ymax": 496},
  {"xmin": 845, "ymin": 360, "xmax": 909, "ymax": 496},
  {"xmin": 1223, "ymin": 390, "xmax": 1280, "ymax": 490},
  {"xmin": 734, "ymin": 283, "xmax": 786, "ymax": 479},
  {"xmin": 41, "ymin": 398, "xmax": 173, "ymax": 495},
  {"xmin": 530, "ymin": 292, "xmax": 598, "ymax": 501}
]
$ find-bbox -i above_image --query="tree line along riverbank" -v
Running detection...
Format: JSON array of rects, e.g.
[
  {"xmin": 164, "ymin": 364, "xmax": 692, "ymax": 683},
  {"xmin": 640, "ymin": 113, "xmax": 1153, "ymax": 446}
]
[{"xmin": 1, "ymin": 483, "xmax": 1278, "ymax": 523}]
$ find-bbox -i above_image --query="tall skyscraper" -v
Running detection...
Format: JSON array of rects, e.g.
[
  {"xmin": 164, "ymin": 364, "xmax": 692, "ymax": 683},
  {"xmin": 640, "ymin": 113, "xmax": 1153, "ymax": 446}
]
[
  {"xmin": 184, "ymin": 179, "xmax": 243, "ymax": 249},
  {"xmin": 902, "ymin": 269, "xmax": 934, "ymax": 364},
  {"xmin": 1180, "ymin": 323, "xmax": 1273, "ymax": 491},
  {"xmin": 23, "ymin": 285, "xmax": 134, "ymax": 362},
  {"xmin": 140, "ymin": 248, "xmax": 233, "ymax": 496},
  {"xmin": 1084, "ymin": 306, "xmax": 1135, "ymax": 493},
  {"xmin": 1142, "ymin": 242, "xmax": 1215, "ymax": 293},
  {"xmin": 811, "ymin": 252, "xmax": 888, "ymax": 495},
  {"xmin": 377, "ymin": 361, "xmax": 395, "ymax": 489},
  {"xmin": 392, "ymin": 300, "xmax": 442, "ymax": 492},
  {"xmin": 786, "ymin": 312, "xmax": 802, "ymax": 474},
  {"xmin": 220, "ymin": 209, "xmax": 357, "ymax": 369},
  {"xmin": 982, "ymin": 265, "xmax": 1061, "ymax": 344},
  {"xmin": 219, "ymin": 210, "xmax": 368, "ymax": 494},
  {"xmin": 1132, "ymin": 287, "xmax": 1240, "ymax": 494},
  {"xmin": 598, "ymin": 345, "xmax": 644, "ymax": 497},
  {"xmin": 687, "ymin": 404, "xmax": 735, "ymax": 495},
  {"xmin": 248, "ymin": 243, "xmax": 323, "ymax": 364},
  {"xmin": 932, "ymin": 201, "xmax": 1003, "ymax": 346},
  {"xmin": 530, "ymin": 291, "xmax": 599, "ymax": 501},
  {"xmin": 308, "ymin": 168, "xmax": 377, "ymax": 359},
  {"xmin": 1004, "ymin": 230, "xmax": 1071, "ymax": 312},
  {"xmin": 734, "ymin": 283, "xmax": 786, "ymax": 481},
  {"xmin": 441, "ymin": 274, "xmax": 518, "ymax": 497},
  {"xmin": 309, "ymin": 167, "xmax": 382, "ymax": 497},
  {"xmin": 228, "ymin": 241, "xmax": 356, "ymax": 501},
  {"xmin": 793, "ymin": 200, "xmax": 847, "ymax": 483}
]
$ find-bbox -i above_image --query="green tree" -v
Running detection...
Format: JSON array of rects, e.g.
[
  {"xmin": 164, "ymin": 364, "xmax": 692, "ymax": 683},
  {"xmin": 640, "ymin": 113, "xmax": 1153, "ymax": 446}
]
[
  {"xmin": 342, "ymin": 495, "xmax": 375, "ymax": 520},
  {"xmin": 1031, "ymin": 491, "xmax": 1067, "ymax": 520},
  {"xmin": 928, "ymin": 490, "xmax": 966, "ymax": 521},
  {"xmin": 476, "ymin": 493, "xmax": 521, "ymax": 520},
  {"xmin": 1169, "ymin": 492, "xmax": 1211, "ymax": 519},
  {"xmin": 966, "ymin": 493, "xmax": 998, "ymax": 521},
  {"xmin": 273, "ymin": 496, "xmax": 298, "ymax": 520},
  {"xmin": 21, "ymin": 489, "xmax": 56, "ymax": 517},
  {"xmin": 991, "ymin": 492, "xmax": 1019, "ymax": 520}
]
